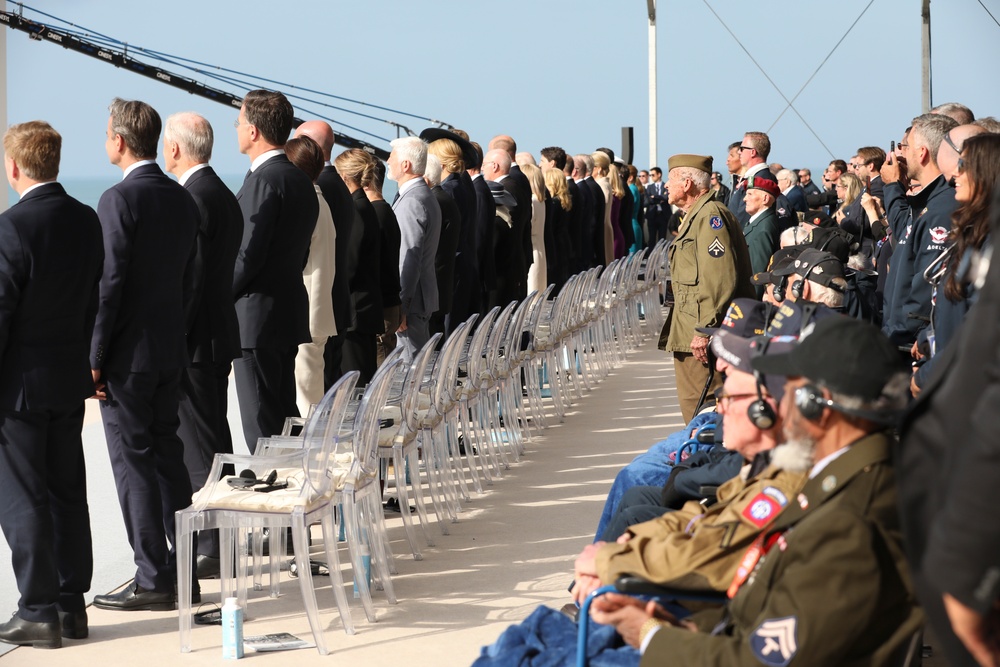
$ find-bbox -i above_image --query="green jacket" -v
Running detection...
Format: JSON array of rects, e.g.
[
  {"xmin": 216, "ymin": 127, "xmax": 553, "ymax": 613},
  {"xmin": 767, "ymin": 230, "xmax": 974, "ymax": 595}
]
[
  {"xmin": 666, "ymin": 191, "xmax": 754, "ymax": 353},
  {"xmin": 743, "ymin": 208, "xmax": 780, "ymax": 298},
  {"xmin": 643, "ymin": 432, "xmax": 922, "ymax": 667}
]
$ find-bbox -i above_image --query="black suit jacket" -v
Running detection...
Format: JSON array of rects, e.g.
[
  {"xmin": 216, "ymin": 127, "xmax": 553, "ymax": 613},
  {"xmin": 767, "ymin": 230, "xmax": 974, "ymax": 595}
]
[
  {"xmin": 93, "ymin": 163, "xmax": 198, "ymax": 372},
  {"xmin": 0, "ymin": 183, "xmax": 104, "ymax": 410},
  {"xmin": 564, "ymin": 177, "xmax": 583, "ymax": 276},
  {"xmin": 507, "ymin": 165, "xmax": 533, "ymax": 274},
  {"xmin": 371, "ymin": 199, "xmax": 402, "ymax": 308},
  {"xmin": 347, "ymin": 189, "xmax": 384, "ymax": 333},
  {"xmin": 584, "ymin": 177, "xmax": 606, "ymax": 268},
  {"xmin": 183, "ymin": 166, "xmax": 242, "ymax": 364},
  {"xmin": 472, "ymin": 174, "xmax": 497, "ymax": 293},
  {"xmin": 234, "ymin": 154, "xmax": 318, "ymax": 349},
  {"xmin": 317, "ymin": 165, "xmax": 356, "ymax": 334},
  {"xmin": 432, "ymin": 184, "xmax": 462, "ymax": 315}
]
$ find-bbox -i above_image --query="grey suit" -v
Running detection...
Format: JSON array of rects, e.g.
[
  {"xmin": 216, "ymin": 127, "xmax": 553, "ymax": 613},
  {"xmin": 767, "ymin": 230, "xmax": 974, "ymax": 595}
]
[{"xmin": 392, "ymin": 178, "xmax": 441, "ymax": 359}]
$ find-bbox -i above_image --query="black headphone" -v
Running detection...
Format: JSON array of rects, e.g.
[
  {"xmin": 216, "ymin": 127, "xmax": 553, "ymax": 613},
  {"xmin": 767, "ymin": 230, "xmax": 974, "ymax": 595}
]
[
  {"xmin": 748, "ymin": 338, "xmax": 777, "ymax": 430},
  {"xmin": 772, "ymin": 275, "xmax": 788, "ymax": 302},
  {"xmin": 793, "ymin": 260, "xmax": 844, "ymax": 301},
  {"xmin": 793, "ymin": 384, "xmax": 897, "ymax": 424}
]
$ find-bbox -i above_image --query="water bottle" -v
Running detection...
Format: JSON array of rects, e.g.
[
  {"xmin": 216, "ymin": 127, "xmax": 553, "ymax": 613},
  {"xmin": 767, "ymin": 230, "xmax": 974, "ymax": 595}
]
[
  {"xmin": 352, "ymin": 528, "xmax": 372, "ymax": 598},
  {"xmin": 222, "ymin": 597, "xmax": 244, "ymax": 659}
]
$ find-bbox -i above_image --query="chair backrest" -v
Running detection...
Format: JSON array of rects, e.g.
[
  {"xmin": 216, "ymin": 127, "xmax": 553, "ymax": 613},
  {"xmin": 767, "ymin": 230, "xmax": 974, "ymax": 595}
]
[
  {"xmin": 400, "ymin": 333, "xmax": 443, "ymax": 430},
  {"xmin": 299, "ymin": 371, "xmax": 360, "ymax": 498},
  {"xmin": 431, "ymin": 320, "xmax": 472, "ymax": 413},
  {"xmin": 464, "ymin": 306, "xmax": 499, "ymax": 387},
  {"xmin": 352, "ymin": 357, "xmax": 404, "ymax": 482},
  {"xmin": 483, "ymin": 301, "xmax": 518, "ymax": 381}
]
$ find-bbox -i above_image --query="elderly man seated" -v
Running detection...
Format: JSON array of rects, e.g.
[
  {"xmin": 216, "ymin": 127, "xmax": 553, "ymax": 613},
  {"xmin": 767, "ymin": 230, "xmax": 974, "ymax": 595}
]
[{"xmin": 475, "ymin": 317, "xmax": 920, "ymax": 667}]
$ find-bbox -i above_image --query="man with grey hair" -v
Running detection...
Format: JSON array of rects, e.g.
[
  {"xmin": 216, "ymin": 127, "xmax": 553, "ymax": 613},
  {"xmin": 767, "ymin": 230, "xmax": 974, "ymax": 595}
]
[
  {"xmin": 661, "ymin": 154, "xmax": 753, "ymax": 422},
  {"xmin": 931, "ymin": 101, "xmax": 975, "ymax": 126},
  {"xmin": 776, "ymin": 168, "xmax": 806, "ymax": 214},
  {"xmin": 880, "ymin": 113, "xmax": 958, "ymax": 350},
  {"xmin": 388, "ymin": 136, "xmax": 441, "ymax": 359},
  {"xmin": 162, "ymin": 112, "xmax": 242, "ymax": 580}
]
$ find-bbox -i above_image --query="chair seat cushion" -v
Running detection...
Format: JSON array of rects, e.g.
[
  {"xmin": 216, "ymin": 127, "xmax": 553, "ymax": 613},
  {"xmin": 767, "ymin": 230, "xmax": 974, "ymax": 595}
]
[{"xmin": 191, "ymin": 467, "xmax": 343, "ymax": 512}]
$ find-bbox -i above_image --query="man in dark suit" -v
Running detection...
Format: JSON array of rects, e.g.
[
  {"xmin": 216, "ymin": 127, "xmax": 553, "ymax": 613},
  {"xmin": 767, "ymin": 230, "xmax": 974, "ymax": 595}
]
[
  {"xmin": 162, "ymin": 112, "xmax": 242, "ymax": 580},
  {"xmin": 572, "ymin": 156, "xmax": 597, "ymax": 273},
  {"xmin": 645, "ymin": 166, "xmax": 669, "ymax": 248},
  {"xmin": 581, "ymin": 155, "xmax": 608, "ymax": 268},
  {"xmin": 468, "ymin": 143, "xmax": 497, "ymax": 311},
  {"xmin": 561, "ymin": 155, "xmax": 583, "ymax": 278},
  {"xmin": 389, "ymin": 136, "xmax": 441, "ymax": 359},
  {"xmin": 0, "ymin": 121, "xmax": 103, "ymax": 649},
  {"xmin": 365, "ymin": 161, "xmax": 403, "ymax": 364},
  {"xmin": 426, "ymin": 155, "xmax": 462, "ymax": 334},
  {"xmin": 91, "ymin": 98, "xmax": 200, "ymax": 612},
  {"xmin": 483, "ymin": 149, "xmax": 525, "ymax": 305},
  {"xmin": 233, "ymin": 90, "xmax": 318, "ymax": 453},
  {"xmin": 490, "ymin": 135, "xmax": 532, "ymax": 298},
  {"xmin": 776, "ymin": 168, "xmax": 808, "ymax": 214},
  {"xmin": 293, "ymin": 121, "xmax": 355, "ymax": 388}
]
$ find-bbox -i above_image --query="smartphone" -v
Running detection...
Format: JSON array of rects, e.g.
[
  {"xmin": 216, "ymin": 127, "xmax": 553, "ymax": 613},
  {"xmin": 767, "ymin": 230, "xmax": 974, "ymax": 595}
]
[{"xmin": 890, "ymin": 140, "xmax": 896, "ymax": 156}]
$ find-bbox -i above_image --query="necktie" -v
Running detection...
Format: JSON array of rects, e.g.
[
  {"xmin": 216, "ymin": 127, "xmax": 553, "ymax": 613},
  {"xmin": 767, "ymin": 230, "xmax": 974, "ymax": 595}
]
[{"xmin": 392, "ymin": 191, "xmax": 400, "ymax": 205}]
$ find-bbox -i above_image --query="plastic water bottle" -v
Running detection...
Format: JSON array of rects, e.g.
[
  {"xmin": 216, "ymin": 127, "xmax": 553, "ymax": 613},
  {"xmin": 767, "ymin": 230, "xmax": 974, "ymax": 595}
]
[
  {"xmin": 222, "ymin": 597, "xmax": 244, "ymax": 659},
  {"xmin": 352, "ymin": 528, "xmax": 372, "ymax": 598}
]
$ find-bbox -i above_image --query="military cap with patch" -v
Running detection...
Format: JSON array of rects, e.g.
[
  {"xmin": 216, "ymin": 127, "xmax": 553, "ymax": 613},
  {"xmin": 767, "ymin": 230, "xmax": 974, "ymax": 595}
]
[
  {"xmin": 711, "ymin": 332, "xmax": 798, "ymax": 401},
  {"xmin": 765, "ymin": 298, "xmax": 840, "ymax": 338},
  {"xmin": 773, "ymin": 248, "xmax": 845, "ymax": 289},
  {"xmin": 805, "ymin": 209, "xmax": 837, "ymax": 229},
  {"xmin": 667, "ymin": 154, "xmax": 712, "ymax": 174},
  {"xmin": 805, "ymin": 226, "xmax": 852, "ymax": 263},
  {"xmin": 696, "ymin": 297, "xmax": 770, "ymax": 337},
  {"xmin": 751, "ymin": 246, "xmax": 806, "ymax": 286},
  {"xmin": 747, "ymin": 172, "xmax": 781, "ymax": 198}
]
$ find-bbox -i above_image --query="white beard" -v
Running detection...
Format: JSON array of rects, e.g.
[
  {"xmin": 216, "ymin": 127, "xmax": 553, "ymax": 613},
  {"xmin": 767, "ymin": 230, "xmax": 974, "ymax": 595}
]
[{"xmin": 770, "ymin": 437, "xmax": 815, "ymax": 472}]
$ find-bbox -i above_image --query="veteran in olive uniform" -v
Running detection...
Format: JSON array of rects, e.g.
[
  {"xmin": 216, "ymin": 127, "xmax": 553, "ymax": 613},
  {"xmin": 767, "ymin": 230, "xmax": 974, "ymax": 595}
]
[
  {"xmin": 594, "ymin": 317, "xmax": 921, "ymax": 667},
  {"xmin": 662, "ymin": 154, "xmax": 754, "ymax": 422}
]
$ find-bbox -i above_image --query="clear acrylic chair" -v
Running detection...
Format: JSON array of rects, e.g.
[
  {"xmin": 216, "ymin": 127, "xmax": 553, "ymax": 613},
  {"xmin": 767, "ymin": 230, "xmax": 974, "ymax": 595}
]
[{"xmin": 177, "ymin": 372, "xmax": 360, "ymax": 654}]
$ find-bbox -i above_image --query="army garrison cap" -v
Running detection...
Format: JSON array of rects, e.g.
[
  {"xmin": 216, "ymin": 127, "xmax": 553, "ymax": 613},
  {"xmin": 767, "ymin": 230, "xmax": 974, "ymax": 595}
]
[{"xmin": 667, "ymin": 154, "xmax": 712, "ymax": 174}]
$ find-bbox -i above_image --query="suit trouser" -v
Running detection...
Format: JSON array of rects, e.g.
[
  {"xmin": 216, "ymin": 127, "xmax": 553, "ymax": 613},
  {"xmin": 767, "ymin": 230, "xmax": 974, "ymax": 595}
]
[
  {"xmin": 178, "ymin": 361, "xmax": 235, "ymax": 558},
  {"xmin": 398, "ymin": 311, "xmax": 430, "ymax": 363},
  {"xmin": 233, "ymin": 346, "xmax": 298, "ymax": 455},
  {"xmin": 673, "ymin": 352, "xmax": 721, "ymax": 424},
  {"xmin": 295, "ymin": 337, "xmax": 329, "ymax": 418},
  {"xmin": 377, "ymin": 305, "xmax": 401, "ymax": 367},
  {"xmin": 341, "ymin": 330, "xmax": 377, "ymax": 387},
  {"xmin": 101, "ymin": 369, "xmax": 192, "ymax": 592},
  {"xmin": 0, "ymin": 404, "xmax": 92, "ymax": 622},
  {"xmin": 323, "ymin": 334, "xmax": 345, "ymax": 390}
]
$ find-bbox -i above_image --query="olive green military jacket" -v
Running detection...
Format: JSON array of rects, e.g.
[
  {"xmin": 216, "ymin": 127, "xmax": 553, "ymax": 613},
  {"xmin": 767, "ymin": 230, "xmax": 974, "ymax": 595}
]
[
  {"xmin": 666, "ymin": 191, "xmax": 754, "ymax": 353},
  {"xmin": 595, "ymin": 465, "xmax": 807, "ymax": 592},
  {"xmin": 643, "ymin": 432, "xmax": 923, "ymax": 667}
]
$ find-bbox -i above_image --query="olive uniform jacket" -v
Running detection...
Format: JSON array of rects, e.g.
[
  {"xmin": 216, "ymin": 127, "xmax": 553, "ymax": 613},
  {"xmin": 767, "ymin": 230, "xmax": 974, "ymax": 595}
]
[
  {"xmin": 644, "ymin": 433, "xmax": 922, "ymax": 667},
  {"xmin": 665, "ymin": 191, "xmax": 754, "ymax": 353},
  {"xmin": 595, "ymin": 465, "xmax": 806, "ymax": 592}
]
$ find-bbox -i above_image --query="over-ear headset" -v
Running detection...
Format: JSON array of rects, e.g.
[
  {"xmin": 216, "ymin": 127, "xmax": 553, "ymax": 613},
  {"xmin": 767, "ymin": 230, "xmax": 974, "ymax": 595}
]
[
  {"xmin": 748, "ymin": 338, "xmax": 777, "ymax": 430},
  {"xmin": 793, "ymin": 383, "xmax": 897, "ymax": 424},
  {"xmin": 792, "ymin": 259, "xmax": 845, "ymax": 301},
  {"xmin": 772, "ymin": 275, "xmax": 788, "ymax": 302}
]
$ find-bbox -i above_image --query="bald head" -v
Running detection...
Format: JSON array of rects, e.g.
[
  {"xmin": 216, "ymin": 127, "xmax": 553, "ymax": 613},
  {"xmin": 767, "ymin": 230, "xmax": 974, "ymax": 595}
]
[
  {"xmin": 515, "ymin": 151, "xmax": 536, "ymax": 167},
  {"xmin": 489, "ymin": 134, "xmax": 516, "ymax": 159},
  {"xmin": 938, "ymin": 124, "xmax": 988, "ymax": 182},
  {"xmin": 482, "ymin": 148, "xmax": 511, "ymax": 182},
  {"xmin": 294, "ymin": 120, "xmax": 335, "ymax": 160}
]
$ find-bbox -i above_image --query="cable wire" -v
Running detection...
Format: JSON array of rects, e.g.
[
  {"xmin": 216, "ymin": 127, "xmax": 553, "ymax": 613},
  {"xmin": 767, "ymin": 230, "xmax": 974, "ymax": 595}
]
[{"xmin": 977, "ymin": 0, "xmax": 1000, "ymax": 28}]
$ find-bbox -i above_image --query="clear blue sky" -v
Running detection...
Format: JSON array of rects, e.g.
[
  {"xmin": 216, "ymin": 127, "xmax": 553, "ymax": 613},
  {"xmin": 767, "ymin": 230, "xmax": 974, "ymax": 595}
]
[{"xmin": 5, "ymin": 0, "xmax": 1000, "ymax": 182}]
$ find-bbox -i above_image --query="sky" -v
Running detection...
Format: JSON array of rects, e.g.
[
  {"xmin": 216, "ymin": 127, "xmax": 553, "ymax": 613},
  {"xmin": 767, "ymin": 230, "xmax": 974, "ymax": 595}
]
[{"xmin": 4, "ymin": 0, "xmax": 1000, "ymax": 189}]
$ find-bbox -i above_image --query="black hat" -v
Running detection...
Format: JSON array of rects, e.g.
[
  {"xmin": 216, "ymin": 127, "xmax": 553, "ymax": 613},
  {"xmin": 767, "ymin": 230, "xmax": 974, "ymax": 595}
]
[
  {"xmin": 711, "ymin": 332, "xmax": 797, "ymax": 400},
  {"xmin": 751, "ymin": 316, "xmax": 904, "ymax": 401},
  {"xmin": 486, "ymin": 179, "xmax": 517, "ymax": 208},
  {"xmin": 752, "ymin": 246, "xmax": 805, "ymax": 286},
  {"xmin": 418, "ymin": 128, "xmax": 479, "ymax": 169},
  {"xmin": 696, "ymin": 298, "xmax": 769, "ymax": 337},
  {"xmin": 805, "ymin": 209, "xmax": 837, "ymax": 229},
  {"xmin": 773, "ymin": 248, "xmax": 845, "ymax": 289},
  {"xmin": 765, "ymin": 299, "xmax": 839, "ymax": 338},
  {"xmin": 806, "ymin": 226, "xmax": 853, "ymax": 263}
]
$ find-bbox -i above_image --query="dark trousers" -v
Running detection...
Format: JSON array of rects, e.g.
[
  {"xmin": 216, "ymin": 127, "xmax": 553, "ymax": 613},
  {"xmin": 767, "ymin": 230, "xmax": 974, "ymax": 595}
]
[
  {"xmin": 601, "ymin": 485, "xmax": 669, "ymax": 542},
  {"xmin": 178, "ymin": 361, "xmax": 234, "ymax": 557},
  {"xmin": 101, "ymin": 369, "xmax": 192, "ymax": 592},
  {"xmin": 233, "ymin": 347, "xmax": 298, "ymax": 454},
  {"xmin": 340, "ymin": 330, "xmax": 377, "ymax": 387},
  {"xmin": 323, "ymin": 334, "xmax": 345, "ymax": 390},
  {"xmin": 0, "ymin": 404, "xmax": 92, "ymax": 622}
]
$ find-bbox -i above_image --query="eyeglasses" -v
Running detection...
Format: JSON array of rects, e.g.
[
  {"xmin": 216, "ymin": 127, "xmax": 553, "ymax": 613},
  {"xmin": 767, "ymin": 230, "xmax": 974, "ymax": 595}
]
[
  {"xmin": 233, "ymin": 119, "xmax": 250, "ymax": 129},
  {"xmin": 739, "ymin": 145, "xmax": 754, "ymax": 152},
  {"xmin": 897, "ymin": 143, "xmax": 909, "ymax": 150},
  {"xmin": 714, "ymin": 389, "xmax": 760, "ymax": 409},
  {"xmin": 942, "ymin": 132, "xmax": 962, "ymax": 156}
]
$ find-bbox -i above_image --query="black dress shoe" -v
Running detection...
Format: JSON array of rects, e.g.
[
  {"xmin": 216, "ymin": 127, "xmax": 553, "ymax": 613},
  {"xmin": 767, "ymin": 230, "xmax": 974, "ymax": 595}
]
[
  {"xmin": 58, "ymin": 610, "xmax": 88, "ymax": 639},
  {"xmin": 93, "ymin": 582, "xmax": 175, "ymax": 612},
  {"xmin": 0, "ymin": 614, "xmax": 61, "ymax": 649},
  {"xmin": 195, "ymin": 555, "xmax": 222, "ymax": 580},
  {"xmin": 174, "ymin": 581, "xmax": 202, "ymax": 605}
]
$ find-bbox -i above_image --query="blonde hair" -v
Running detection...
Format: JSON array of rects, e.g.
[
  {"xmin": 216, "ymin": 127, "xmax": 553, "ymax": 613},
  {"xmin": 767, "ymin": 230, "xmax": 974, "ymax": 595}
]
[
  {"xmin": 521, "ymin": 163, "xmax": 546, "ymax": 201},
  {"xmin": 428, "ymin": 138, "xmax": 465, "ymax": 174},
  {"xmin": 3, "ymin": 120, "xmax": 61, "ymax": 181},
  {"xmin": 334, "ymin": 148, "xmax": 377, "ymax": 189},
  {"xmin": 837, "ymin": 173, "xmax": 863, "ymax": 213},
  {"xmin": 544, "ymin": 167, "xmax": 572, "ymax": 211},
  {"xmin": 608, "ymin": 162, "xmax": 626, "ymax": 199},
  {"xmin": 591, "ymin": 151, "xmax": 610, "ymax": 177}
]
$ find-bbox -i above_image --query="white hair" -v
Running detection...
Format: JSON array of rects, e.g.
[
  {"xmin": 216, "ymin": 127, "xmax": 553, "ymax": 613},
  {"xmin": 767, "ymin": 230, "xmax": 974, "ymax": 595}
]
[
  {"xmin": 777, "ymin": 168, "xmax": 798, "ymax": 185},
  {"xmin": 424, "ymin": 153, "xmax": 443, "ymax": 187},
  {"xmin": 780, "ymin": 224, "xmax": 813, "ymax": 248},
  {"xmin": 390, "ymin": 136, "xmax": 427, "ymax": 176},
  {"xmin": 164, "ymin": 112, "xmax": 213, "ymax": 163},
  {"xmin": 673, "ymin": 166, "xmax": 710, "ymax": 191}
]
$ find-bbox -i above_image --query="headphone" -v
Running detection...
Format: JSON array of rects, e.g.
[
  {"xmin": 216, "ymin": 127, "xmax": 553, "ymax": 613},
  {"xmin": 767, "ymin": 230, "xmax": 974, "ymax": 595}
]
[
  {"xmin": 747, "ymin": 338, "xmax": 778, "ymax": 430},
  {"xmin": 791, "ymin": 260, "xmax": 845, "ymax": 301},
  {"xmin": 772, "ymin": 275, "xmax": 788, "ymax": 302},
  {"xmin": 793, "ymin": 384, "xmax": 898, "ymax": 424}
]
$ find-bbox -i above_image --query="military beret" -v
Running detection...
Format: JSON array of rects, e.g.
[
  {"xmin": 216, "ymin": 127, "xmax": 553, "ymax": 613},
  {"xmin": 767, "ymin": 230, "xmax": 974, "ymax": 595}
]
[
  {"xmin": 747, "ymin": 172, "xmax": 781, "ymax": 198},
  {"xmin": 667, "ymin": 154, "xmax": 712, "ymax": 174}
]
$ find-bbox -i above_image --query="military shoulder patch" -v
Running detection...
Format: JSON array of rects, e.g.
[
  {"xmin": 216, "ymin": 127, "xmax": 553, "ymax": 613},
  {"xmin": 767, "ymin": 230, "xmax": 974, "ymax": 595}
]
[
  {"xmin": 742, "ymin": 493, "xmax": 780, "ymax": 527},
  {"xmin": 708, "ymin": 237, "xmax": 726, "ymax": 258},
  {"xmin": 929, "ymin": 226, "xmax": 949, "ymax": 245},
  {"xmin": 762, "ymin": 486, "xmax": 788, "ymax": 507},
  {"xmin": 750, "ymin": 616, "xmax": 798, "ymax": 666},
  {"xmin": 710, "ymin": 215, "xmax": 724, "ymax": 229}
]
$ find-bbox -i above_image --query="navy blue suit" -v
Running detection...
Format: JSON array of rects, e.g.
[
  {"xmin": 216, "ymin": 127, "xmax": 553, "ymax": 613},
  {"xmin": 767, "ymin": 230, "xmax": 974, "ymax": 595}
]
[
  {"xmin": 0, "ymin": 182, "xmax": 103, "ymax": 623},
  {"xmin": 471, "ymin": 174, "xmax": 497, "ymax": 310},
  {"xmin": 340, "ymin": 188, "xmax": 383, "ymax": 385},
  {"xmin": 94, "ymin": 162, "xmax": 199, "ymax": 593},
  {"xmin": 443, "ymin": 171, "xmax": 478, "ymax": 329},
  {"xmin": 317, "ymin": 165, "xmax": 356, "ymax": 387},
  {"xmin": 234, "ymin": 153, "xmax": 318, "ymax": 452},
  {"xmin": 178, "ymin": 166, "xmax": 242, "ymax": 557}
]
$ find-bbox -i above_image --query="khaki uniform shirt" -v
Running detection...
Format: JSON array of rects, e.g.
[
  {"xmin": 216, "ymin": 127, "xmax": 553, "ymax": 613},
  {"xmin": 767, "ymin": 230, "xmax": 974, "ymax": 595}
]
[
  {"xmin": 644, "ymin": 433, "xmax": 923, "ymax": 667},
  {"xmin": 595, "ymin": 465, "xmax": 807, "ymax": 592},
  {"xmin": 666, "ymin": 191, "xmax": 754, "ymax": 353}
]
